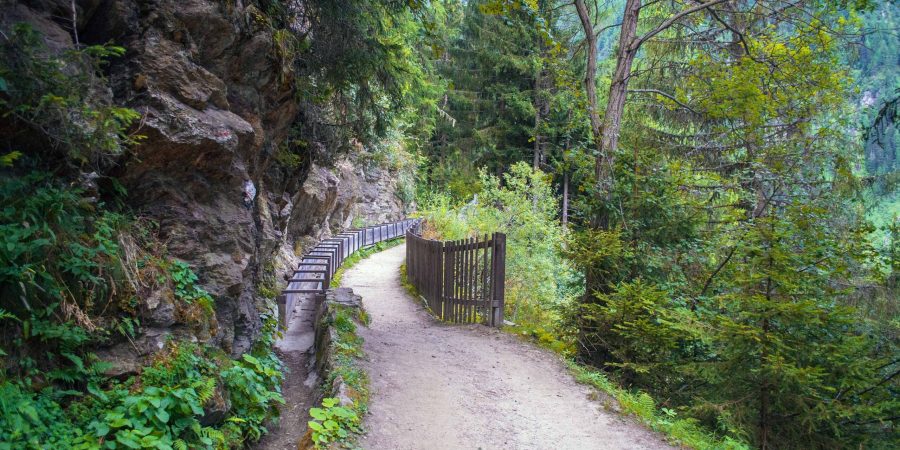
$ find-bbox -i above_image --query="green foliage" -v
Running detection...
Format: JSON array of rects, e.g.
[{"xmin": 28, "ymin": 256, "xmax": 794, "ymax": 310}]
[
  {"xmin": 0, "ymin": 174, "xmax": 128, "ymax": 383},
  {"xmin": 419, "ymin": 162, "xmax": 577, "ymax": 347},
  {"xmin": 0, "ymin": 174, "xmax": 122, "ymax": 311},
  {"xmin": 0, "ymin": 151, "xmax": 22, "ymax": 167},
  {"xmin": 581, "ymin": 280, "xmax": 697, "ymax": 386},
  {"xmin": 307, "ymin": 306, "xmax": 370, "ymax": 449},
  {"xmin": 0, "ymin": 382, "xmax": 81, "ymax": 449},
  {"xmin": 221, "ymin": 355, "xmax": 283, "ymax": 442},
  {"xmin": 251, "ymin": 0, "xmax": 441, "ymax": 155},
  {"xmin": 423, "ymin": 0, "xmax": 577, "ymax": 193},
  {"xmin": 568, "ymin": 362, "xmax": 750, "ymax": 450},
  {"xmin": 0, "ymin": 318, "xmax": 285, "ymax": 449},
  {"xmin": 307, "ymin": 398, "xmax": 360, "ymax": 448},
  {"xmin": 169, "ymin": 261, "xmax": 209, "ymax": 306},
  {"xmin": 83, "ymin": 379, "xmax": 219, "ymax": 449},
  {"xmin": 0, "ymin": 23, "xmax": 140, "ymax": 169}
]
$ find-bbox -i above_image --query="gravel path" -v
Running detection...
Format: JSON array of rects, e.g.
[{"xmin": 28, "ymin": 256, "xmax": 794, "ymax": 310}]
[{"xmin": 342, "ymin": 244, "xmax": 676, "ymax": 450}]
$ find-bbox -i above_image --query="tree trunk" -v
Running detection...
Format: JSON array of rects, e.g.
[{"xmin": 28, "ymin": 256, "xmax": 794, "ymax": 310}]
[
  {"xmin": 574, "ymin": 0, "xmax": 601, "ymax": 151},
  {"xmin": 533, "ymin": 71, "xmax": 543, "ymax": 170},
  {"xmin": 562, "ymin": 171, "xmax": 569, "ymax": 228},
  {"xmin": 597, "ymin": 0, "xmax": 642, "ymax": 184}
]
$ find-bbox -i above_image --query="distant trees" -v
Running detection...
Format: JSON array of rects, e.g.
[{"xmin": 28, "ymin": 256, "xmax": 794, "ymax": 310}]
[{"xmin": 421, "ymin": 0, "xmax": 898, "ymax": 448}]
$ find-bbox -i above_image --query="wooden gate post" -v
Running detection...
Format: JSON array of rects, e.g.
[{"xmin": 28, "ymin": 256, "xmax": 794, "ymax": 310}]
[
  {"xmin": 435, "ymin": 239, "xmax": 444, "ymax": 318},
  {"xmin": 490, "ymin": 233, "xmax": 506, "ymax": 327}
]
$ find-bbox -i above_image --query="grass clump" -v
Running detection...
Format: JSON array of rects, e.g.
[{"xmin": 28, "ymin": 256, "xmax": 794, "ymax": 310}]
[
  {"xmin": 567, "ymin": 362, "xmax": 749, "ymax": 450},
  {"xmin": 307, "ymin": 305, "xmax": 369, "ymax": 449}
]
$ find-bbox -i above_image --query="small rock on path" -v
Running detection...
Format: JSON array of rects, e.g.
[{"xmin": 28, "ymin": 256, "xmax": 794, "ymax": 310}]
[{"xmin": 342, "ymin": 244, "xmax": 677, "ymax": 450}]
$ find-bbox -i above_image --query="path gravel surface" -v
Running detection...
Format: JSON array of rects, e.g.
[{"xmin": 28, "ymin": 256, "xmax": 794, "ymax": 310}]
[{"xmin": 343, "ymin": 244, "xmax": 677, "ymax": 450}]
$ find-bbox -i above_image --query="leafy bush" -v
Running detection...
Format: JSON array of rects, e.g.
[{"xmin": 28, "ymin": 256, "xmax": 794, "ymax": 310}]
[
  {"xmin": 417, "ymin": 162, "xmax": 578, "ymax": 349},
  {"xmin": 307, "ymin": 397, "xmax": 360, "ymax": 447},
  {"xmin": 0, "ymin": 174, "xmax": 127, "ymax": 383},
  {"xmin": 0, "ymin": 22, "xmax": 140, "ymax": 168},
  {"xmin": 1, "ymin": 322, "xmax": 285, "ymax": 449},
  {"xmin": 221, "ymin": 316, "xmax": 286, "ymax": 443},
  {"xmin": 0, "ymin": 382, "xmax": 81, "ymax": 448},
  {"xmin": 306, "ymin": 306, "xmax": 370, "ymax": 449}
]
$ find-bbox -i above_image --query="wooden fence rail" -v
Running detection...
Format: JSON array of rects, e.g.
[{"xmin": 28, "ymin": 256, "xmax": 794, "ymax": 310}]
[
  {"xmin": 405, "ymin": 227, "xmax": 506, "ymax": 327},
  {"xmin": 277, "ymin": 219, "xmax": 420, "ymax": 329}
]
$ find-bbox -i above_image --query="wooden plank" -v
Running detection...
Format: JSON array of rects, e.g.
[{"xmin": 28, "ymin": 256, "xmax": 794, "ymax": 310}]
[
  {"xmin": 461, "ymin": 238, "xmax": 468, "ymax": 322},
  {"xmin": 436, "ymin": 239, "xmax": 443, "ymax": 316},
  {"xmin": 431, "ymin": 239, "xmax": 439, "ymax": 313},
  {"xmin": 438, "ymin": 238, "xmax": 445, "ymax": 319},
  {"xmin": 448, "ymin": 240, "xmax": 457, "ymax": 322},
  {"xmin": 447, "ymin": 240, "xmax": 453, "ymax": 323},
  {"xmin": 482, "ymin": 234, "xmax": 490, "ymax": 322},
  {"xmin": 456, "ymin": 239, "xmax": 463, "ymax": 323},
  {"xmin": 490, "ymin": 232, "xmax": 506, "ymax": 327},
  {"xmin": 466, "ymin": 237, "xmax": 478, "ymax": 323},
  {"xmin": 471, "ymin": 235, "xmax": 478, "ymax": 322}
]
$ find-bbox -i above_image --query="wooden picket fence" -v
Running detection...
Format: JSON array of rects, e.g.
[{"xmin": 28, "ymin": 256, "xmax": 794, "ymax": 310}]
[
  {"xmin": 277, "ymin": 219, "xmax": 420, "ymax": 329},
  {"xmin": 405, "ymin": 226, "xmax": 506, "ymax": 327}
]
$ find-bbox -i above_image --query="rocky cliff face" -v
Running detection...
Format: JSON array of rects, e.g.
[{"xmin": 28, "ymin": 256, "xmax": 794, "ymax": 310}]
[{"xmin": 1, "ymin": 0, "xmax": 410, "ymax": 360}]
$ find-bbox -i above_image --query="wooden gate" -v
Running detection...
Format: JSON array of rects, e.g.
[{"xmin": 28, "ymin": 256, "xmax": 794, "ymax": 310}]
[{"xmin": 405, "ymin": 229, "xmax": 506, "ymax": 327}]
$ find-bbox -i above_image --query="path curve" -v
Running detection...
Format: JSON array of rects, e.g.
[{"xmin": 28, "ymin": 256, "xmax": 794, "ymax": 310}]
[{"xmin": 342, "ymin": 244, "xmax": 676, "ymax": 450}]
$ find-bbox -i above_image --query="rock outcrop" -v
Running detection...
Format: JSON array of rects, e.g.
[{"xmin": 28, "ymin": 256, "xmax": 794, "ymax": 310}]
[{"xmin": 1, "ymin": 0, "xmax": 409, "ymax": 358}]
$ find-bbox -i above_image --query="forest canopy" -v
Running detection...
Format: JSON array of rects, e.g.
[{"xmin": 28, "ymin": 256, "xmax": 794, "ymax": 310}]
[
  {"xmin": 415, "ymin": 0, "xmax": 898, "ymax": 449},
  {"xmin": 0, "ymin": 0, "xmax": 896, "ymax": 449}
]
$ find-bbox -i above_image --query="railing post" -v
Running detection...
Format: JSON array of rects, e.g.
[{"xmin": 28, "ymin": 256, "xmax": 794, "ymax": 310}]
[
  {"xmin": 324, "ymin": 262, "xmax": 331, "ymax": 290},
  {"xmin": 490, "ymin": 233, "xmax": 506, "ymax": 327},
  {"xmin": 277, "ymin": 294, "xmax": 287, "ymax": 330}
]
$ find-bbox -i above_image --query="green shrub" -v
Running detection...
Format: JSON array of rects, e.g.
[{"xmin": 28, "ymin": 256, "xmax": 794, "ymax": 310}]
[
  {"xmin": 307, "ymin": 306, "xmax": 370, "ymax": 449},
  {"xmin": 0, "ymin": 382, "xmax": 81, "ymax": 449},
  {"xmin": 417, "ymin": 162, "xmax": 578, "ymax": 347},
  {"xmin": 0, "ymin": 22, "xmax": 140, "ymax": 168},
  {"xmin": 568, "ymin": 362, "xmax": 750, "ymax": 450},
  {"xmin": 307, "ymin": 397, "xmax": 360, "ymax": 447}
]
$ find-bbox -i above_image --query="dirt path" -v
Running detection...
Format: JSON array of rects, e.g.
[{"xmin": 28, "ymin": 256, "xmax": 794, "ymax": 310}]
[
  {"xmin": 254, "ymin": 292, "xmax": 318, "ymax": 450},
  {"xmin": 342, "ymin": 244, "xmax": 676, "ymax": 450}
]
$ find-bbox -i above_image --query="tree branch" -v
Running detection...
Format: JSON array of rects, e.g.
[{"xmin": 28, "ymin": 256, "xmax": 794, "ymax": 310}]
[
  {"xmin": 628, "ymin": 88, "xmax": 700, "ymax": 114},
  {"xmin": 632, "ymin": 0, "xmax": 732, "ymax": 51}
]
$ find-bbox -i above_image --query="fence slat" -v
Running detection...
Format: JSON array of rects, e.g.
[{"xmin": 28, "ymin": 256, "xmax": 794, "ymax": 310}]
[
  {"xmin": 469, "ymin": 237, "xmax": 475, "ymax": 323},
  {"xmin": 482, "ymin": 234, "xmax": 489, "ymax": 320},
  {"xmin": 404, "ymin": 222, "xmax": 505, "ymax": 328}
]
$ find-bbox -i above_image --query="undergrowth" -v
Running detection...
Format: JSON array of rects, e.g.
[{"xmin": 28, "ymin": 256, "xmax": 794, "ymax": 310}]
[
  {"xmin": 0, "ymin": 314, "xmax": 285, "ymax": 449},
  {"xmin": 567, "ymin": 362, "xmax": 750, "ymax": 450},
  {"xmin": 307, "ymin": 306, "xmax": 370, "ymax": 449},
  {"xmin": 0, "ymin": 175, "xmax": 283, "ymax": 448}
]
